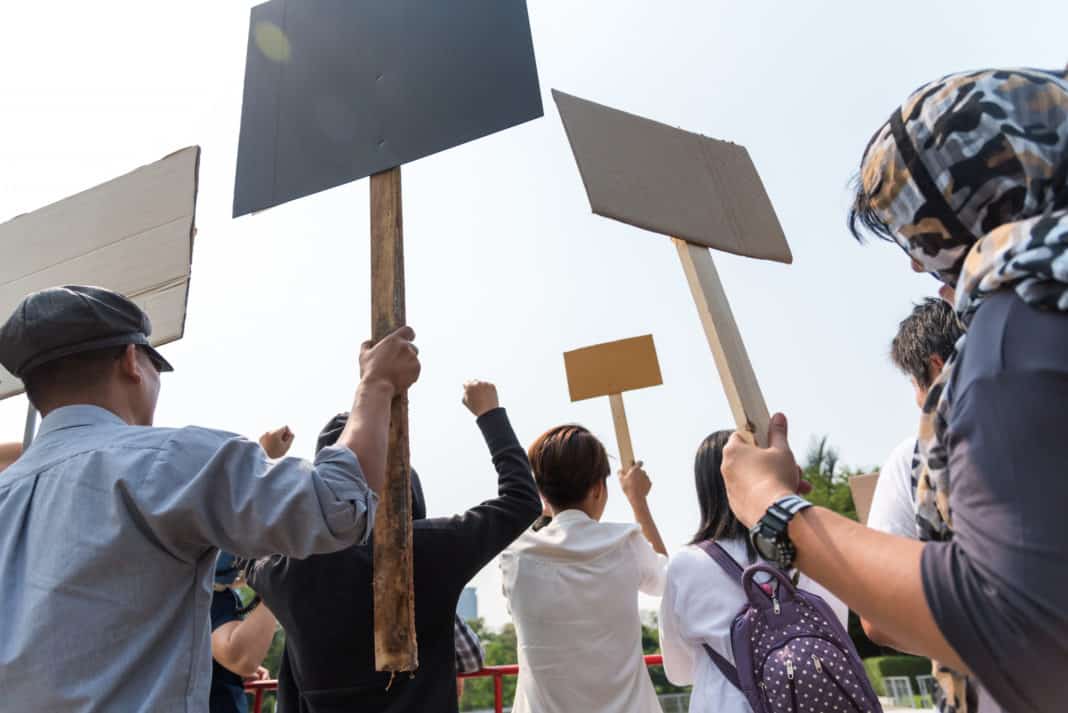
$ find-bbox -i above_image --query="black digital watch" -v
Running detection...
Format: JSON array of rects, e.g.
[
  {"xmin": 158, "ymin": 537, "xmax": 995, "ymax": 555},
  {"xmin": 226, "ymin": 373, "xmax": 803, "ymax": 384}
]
[{"xmin": 749, "ymin": 494, "xmax": 812, "ymax": 569}]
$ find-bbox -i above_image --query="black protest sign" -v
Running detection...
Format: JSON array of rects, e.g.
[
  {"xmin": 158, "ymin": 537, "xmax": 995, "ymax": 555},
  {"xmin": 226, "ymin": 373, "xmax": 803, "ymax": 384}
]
[{"xmin": 233, "ymin": 0, "xmax": 543, "ymax": 217}]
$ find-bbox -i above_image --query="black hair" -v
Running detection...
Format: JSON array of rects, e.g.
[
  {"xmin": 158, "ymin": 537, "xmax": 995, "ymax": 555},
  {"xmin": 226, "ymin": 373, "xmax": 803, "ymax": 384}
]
[
  {"xmin": 689, "ymin": 430, "xmax": 752, "ymax": 551},
  {"xmin": 22, "ymin": 345, "xmax": 129, "ymax": 411},
  {"xmin": 890, "ymin": 298, "xmax": 964, "ymax": 388},
  {"xmin": 315, "ymin": 412, "xmax": 426, "ymax": 520},
  {"xmin": 847, "ymin": 171, "xmax": 895, "ymax": 244}
]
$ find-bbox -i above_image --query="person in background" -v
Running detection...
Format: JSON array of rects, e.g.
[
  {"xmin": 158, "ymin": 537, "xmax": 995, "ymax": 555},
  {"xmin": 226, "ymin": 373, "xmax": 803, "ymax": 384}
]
[
  {"xmin": 454, "ymin": 614, "xmax": 484, "ymax": 701},
  {"xmin": 209, "ymin": 426, "xmax": 296, "ymax": 713},
  {"xmin": 658, "ymin": 431, "xmax": 848, "ymax": 713},
  {"xmin": 248, "ymin": 380, "xmax": 540, "ymax": 713},
  {"xmin": 862, "ymin": 298, "xmax": 974, "ymax": 713},
  {"xmin": 861, "ymin": 299, "xmax": 963, "ymax": 652},
  {"xmin": 501, "ymin": 426, "xmax": 667, "ymax": 713},
  {"xmin": 721, "ymin": 67, "xmax": 1068, "ymax": 713},
  {"xmin": 0, "ymin": 285, "xmax": 418, "ymax": 712},
  {"xmin": 0, "ymin": 441, "xmax": 21, "ymax": 473}
]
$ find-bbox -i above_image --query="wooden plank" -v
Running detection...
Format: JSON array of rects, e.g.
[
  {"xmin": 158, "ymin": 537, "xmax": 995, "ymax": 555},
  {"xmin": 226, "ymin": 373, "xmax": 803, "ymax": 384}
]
[
  {"xmin": 562, "ymin": 334, "xmax": 662, "ymax": 402},
  {"xmin": 608, "ymin": 393, "xmax": 635, "ymax": 469},
  {"xmin": 0, "ymin": 146, "xmax": 200, "ymax": 400},
  {"xmin": 674, "ymin": 238, "xmax": 770, "ymax": 447},
  {"xmin": 369, "ymin": 165, "xmax": 417, "ymax": 673},
  {"xmin": 552, "ymin": 90, "xmax": 791, "ymax": 263},
  {"xmin": 849, "ymin": 473, "xmax": 879, "ymax": 525}
]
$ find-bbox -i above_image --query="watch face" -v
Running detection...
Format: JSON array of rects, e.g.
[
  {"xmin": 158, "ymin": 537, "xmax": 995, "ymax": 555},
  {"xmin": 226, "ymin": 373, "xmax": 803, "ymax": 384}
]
[{"xmin": 753, "ymin": 529, "xmax": 779, "ymax": 561}]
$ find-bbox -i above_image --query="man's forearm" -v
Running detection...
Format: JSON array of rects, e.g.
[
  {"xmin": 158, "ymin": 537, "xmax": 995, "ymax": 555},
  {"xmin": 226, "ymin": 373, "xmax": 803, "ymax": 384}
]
[
  {"xmin": 220, "ymin": 603, "xmax": 278, "ymax": 676},
  {"xmin": 629, "ymin": 497, "xmax": 668, "ymax": 556},
  {"xmin": 337, "ymin": 379, "xmax": 395, "ymax": 495},
  {"xmin": 789, "ymin": 506, "xmax": 966, "ymax": 671}
]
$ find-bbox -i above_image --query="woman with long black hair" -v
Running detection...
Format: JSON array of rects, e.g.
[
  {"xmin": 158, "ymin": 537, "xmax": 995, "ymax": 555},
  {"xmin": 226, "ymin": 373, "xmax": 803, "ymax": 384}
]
[{"xmin": 658, "ymin": 431, "xmax": 847, "ymax": 713}]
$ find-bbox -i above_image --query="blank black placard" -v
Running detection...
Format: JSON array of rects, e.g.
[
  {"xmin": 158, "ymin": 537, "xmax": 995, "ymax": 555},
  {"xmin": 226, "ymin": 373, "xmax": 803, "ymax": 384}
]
[{"xmin": 233, "ymin": 0, "xmax": 543, "ymax": 217}]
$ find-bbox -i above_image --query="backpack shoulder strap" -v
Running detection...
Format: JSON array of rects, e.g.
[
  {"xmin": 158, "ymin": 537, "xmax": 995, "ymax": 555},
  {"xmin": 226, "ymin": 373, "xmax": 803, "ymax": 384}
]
[
  {"xmin": 694, "ymin": 540, "xmax": 745, "ymax": 693},
  {"xmin": 701, "ymin": 644, "xmax": 742, "ymax": 691},
  {"xmin": 695, "ymin": 539, "xmax": 745, "ymax": 584}
]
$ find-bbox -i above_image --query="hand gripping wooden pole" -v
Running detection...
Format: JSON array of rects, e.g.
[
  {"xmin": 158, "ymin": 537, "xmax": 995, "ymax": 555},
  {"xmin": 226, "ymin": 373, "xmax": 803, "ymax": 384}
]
[
  {"xmin": 370, "ymin": 166, "xmax": 417, "ymax": 673},
  {"xmin": 674, "ymin": 238, "xmax": 771, "ymax": 447},
  {"xmin": 607, "ymin": 393, "xmax": 635, "ymax": 469}
]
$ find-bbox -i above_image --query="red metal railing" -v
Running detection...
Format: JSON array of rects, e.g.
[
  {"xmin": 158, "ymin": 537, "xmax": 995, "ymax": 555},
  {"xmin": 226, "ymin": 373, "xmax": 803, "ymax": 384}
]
[{"xmin": 246, "ymin": 654, "xmax": 665, "ymax": 713}]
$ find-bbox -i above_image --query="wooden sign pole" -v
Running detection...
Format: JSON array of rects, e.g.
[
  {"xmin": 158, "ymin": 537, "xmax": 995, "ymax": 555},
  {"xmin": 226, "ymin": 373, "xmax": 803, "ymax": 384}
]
[
  {"xmin": 22, "ymin": 403, "xmax": 37, "ymax": 449},
  {"xmin": 674, "ymin": 238, "xmax": 771, "ymax": 447},
  {"xmin": 370, "ymin": 166, "xmax": 417, "ymax": 673},
  {"xmin": 607, "ymin": 393, "xmax": 635, "ymax": 469}
]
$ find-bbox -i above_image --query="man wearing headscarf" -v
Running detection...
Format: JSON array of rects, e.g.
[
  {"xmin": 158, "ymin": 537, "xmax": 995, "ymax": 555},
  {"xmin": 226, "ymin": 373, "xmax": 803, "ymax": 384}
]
[
  {"xmin": 0, "ymin": 285, "xmax": 420, "ymax": 712},
  {"xmin": 719, "ymin": 67, "xmax": 1068, "ymax": 713}
]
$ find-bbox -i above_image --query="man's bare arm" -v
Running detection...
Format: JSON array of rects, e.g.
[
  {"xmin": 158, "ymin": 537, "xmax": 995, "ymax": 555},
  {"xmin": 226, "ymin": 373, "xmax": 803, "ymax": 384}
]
[
  {"xmin": 211, "ymin": 603, "xmax": 278, "ymax": 678},
  {"xmin": 721, "ymin": 413, "xmax": 967, "ymax": 672},
  {"xmin": 0, "ymin": 442, "xmax": 23, "ymax": 473}
]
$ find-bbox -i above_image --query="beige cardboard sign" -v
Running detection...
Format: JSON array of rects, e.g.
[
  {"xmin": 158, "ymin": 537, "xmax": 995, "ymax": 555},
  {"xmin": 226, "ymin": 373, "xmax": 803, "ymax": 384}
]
[
  {"xmin": 849, "ymin": 472, "xmax": 879, "ymax": 525},
  {"xmin": 0, "ymin": 147, "xmax": 201, "ymax": 399},
  {"xmin": 563, "ymin": 334, "xmax": 662, "ymax": 402},
  {"xmin": 552, "ymin": 90, "xmax": 791, "ymax": 264}
]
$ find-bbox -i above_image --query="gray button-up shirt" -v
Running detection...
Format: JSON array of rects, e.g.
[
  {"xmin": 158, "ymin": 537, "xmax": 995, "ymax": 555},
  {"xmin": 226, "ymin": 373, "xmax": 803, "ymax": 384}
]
[{"xmin": 0, "ymin": 405, "xmax": 377, "ymax": 712}]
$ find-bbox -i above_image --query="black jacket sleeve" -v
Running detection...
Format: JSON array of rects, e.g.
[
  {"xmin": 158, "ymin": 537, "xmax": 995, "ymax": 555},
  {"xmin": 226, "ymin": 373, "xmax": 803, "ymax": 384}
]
[{"xmin": 417, "ymin": 407, "xmax": 541, "ymax": 590}]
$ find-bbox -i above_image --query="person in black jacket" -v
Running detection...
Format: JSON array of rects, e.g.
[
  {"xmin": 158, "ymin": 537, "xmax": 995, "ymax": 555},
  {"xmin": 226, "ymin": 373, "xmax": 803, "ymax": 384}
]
[{"xmin": 248, "ymin": 380, "xmax": 540, "ymax": 713}]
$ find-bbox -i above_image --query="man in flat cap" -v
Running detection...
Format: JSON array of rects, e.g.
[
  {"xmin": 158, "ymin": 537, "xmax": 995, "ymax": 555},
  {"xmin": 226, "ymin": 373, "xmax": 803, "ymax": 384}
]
[{"xmin": 0, "ymin": 285, "xmax": 420, "ymax": 713}]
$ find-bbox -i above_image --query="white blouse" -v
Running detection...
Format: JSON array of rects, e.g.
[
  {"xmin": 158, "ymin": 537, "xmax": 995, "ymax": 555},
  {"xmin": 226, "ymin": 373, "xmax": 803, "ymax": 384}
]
[
  {"xmin": 658, "ymin": 538, "xmax": 850, "ymax": 713},
  {"xmin": 500, "ymin": 509, "xmax": 668, "ymax": 713}
]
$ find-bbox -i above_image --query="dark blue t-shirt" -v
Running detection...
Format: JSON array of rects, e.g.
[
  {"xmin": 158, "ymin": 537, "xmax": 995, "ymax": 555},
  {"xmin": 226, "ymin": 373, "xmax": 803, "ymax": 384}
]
[
  {"xmin": 210, "ymin": 588, "xmax": 248, "ymax": 713},
  {"xmin": 922, "ymin": 291, "xmax": 1068, "ymax": 713}
]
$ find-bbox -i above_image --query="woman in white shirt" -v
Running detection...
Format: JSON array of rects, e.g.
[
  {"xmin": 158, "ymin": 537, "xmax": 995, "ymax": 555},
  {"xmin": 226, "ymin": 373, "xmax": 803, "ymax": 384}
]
[
  {"xmin": 501, "ymin": 424, "xmax": 668, "ymax": 713},
  {"xmin": 658, "ymin": 431, "xmax": 849, "ymax": 713}
]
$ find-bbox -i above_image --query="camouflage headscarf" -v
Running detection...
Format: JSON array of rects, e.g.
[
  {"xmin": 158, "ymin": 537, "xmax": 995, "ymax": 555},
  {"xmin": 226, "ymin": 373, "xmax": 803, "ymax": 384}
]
[{"xmin": 854, "ymin": 66, "xmax": 1068, "ymax": 712}]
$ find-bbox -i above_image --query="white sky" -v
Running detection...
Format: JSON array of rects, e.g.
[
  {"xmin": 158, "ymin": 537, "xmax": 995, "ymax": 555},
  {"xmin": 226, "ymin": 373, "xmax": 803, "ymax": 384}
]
[{"xmin": 1, "ymin": 1, "xmax": 1064, "ymax": 628}]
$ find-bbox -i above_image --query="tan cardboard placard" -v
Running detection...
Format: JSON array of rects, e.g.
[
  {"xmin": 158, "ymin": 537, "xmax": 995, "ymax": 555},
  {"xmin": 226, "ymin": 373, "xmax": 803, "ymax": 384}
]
[
  {"xmin": 563, "ymin": 334, "xmax": 662, "ymax": 402},
  {"xmin": 0, "ymin": 147, "xmax": 201, "ymax": 399},
  {"xmin": 849, "ymin": 472, "xmax": 879, "ymax": 525},
  {"xmin": 552, "ymin": 90, "xmax": 791, "ymax": 264}
]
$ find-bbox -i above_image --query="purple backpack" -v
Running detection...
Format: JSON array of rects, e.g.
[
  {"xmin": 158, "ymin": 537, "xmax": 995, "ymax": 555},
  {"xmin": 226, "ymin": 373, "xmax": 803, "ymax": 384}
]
[{"xmin": 698, "ymin": 541, "xmax": 883, "ymax": 713}]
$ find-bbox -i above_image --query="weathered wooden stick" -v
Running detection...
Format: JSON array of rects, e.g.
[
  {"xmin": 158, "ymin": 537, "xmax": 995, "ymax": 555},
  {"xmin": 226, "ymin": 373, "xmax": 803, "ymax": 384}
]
[
  {"xmin": 674, "ymin": 238, "xmax": 771, "ymax": 447},
  {"xmin": 370, "ymin": 166, "xmax": 417, "ymax": 672},
  {"xmin": 607, "ymin": 393, "xmax": 635, "ymax": 469},
  {"xmin": 22, "ymin": 403, "xmax": 37, "ymax": 449}
]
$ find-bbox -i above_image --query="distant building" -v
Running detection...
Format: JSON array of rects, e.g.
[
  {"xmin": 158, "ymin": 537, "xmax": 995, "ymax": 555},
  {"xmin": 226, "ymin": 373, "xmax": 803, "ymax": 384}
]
[{"xmin": 457, "ymin": 587, "xmax": 478, "ymax": 622}]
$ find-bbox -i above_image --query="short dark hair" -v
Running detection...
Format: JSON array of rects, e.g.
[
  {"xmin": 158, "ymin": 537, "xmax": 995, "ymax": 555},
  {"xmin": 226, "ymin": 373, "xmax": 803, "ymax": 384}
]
[
  {"xmin": 890, "ymin": 298, "xmax": 964, "ymax": 388},
  {"xmin": 22, "ymin": 346, "xmax": 128, "ymax": 411},
  {"xmin": 527, "ymin": 425, "xmax": 610, "ymax": 511},
  {"xmin": 689, "ymin": 430, "xmax": 751, "ymax": 548}
]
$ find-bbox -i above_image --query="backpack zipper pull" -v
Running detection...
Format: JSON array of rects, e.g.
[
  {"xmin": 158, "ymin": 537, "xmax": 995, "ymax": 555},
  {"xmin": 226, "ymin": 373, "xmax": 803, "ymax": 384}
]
[
  {"xmin": 812, "ymin": 655, "xmax": 822, "ymax": 673},
  {"xmin": 772, "ymin": 595, "xmax": 781, "ymax": 615},
  {"xmin": 786, "ymin": 658, "xmax": 795, "ymax": 680}
]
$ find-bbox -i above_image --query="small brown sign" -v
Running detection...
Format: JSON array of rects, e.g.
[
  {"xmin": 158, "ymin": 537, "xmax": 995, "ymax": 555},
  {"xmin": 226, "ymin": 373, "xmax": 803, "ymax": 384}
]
[
  {"xmin": 564, "ymin": 334, "xmax": 662, "ymax": 402},
  {"xmin": 849, "ymin": 473, "xmax": 879, "ymax": 525}
]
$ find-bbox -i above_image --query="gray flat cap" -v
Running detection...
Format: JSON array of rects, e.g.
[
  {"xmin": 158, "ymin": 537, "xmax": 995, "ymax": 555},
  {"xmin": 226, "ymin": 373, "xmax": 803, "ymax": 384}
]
[{"xmin": 0, "ymin": 285, "xmax": 174, "ymax": 378}]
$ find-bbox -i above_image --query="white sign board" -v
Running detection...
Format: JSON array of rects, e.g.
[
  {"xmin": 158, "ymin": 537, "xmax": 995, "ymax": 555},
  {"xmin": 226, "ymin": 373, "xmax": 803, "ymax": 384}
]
[{"xmin": 0, "ymin": 147, "xmax": 200, "ymax": 399}]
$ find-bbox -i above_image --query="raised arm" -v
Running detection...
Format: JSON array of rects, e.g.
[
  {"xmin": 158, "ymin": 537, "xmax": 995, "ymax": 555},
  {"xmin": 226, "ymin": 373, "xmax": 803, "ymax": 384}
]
[
  {"xmin": 134, "ymin": 326, "xmax": 421, "ymax": 561},
  {"xmin": 721, "ymin": 413, "xmax": 966, "ymax": 671},
  {"xmin": 619, "ymin": 461, "xmax": 668, "ymax": 556},
  {"xmin": 432, "ymin": 381, "xmax": 541, "ymax": 584},
  {"xmin": 336, "ymin": 326, "xmax": 421, "ymax": 495}
]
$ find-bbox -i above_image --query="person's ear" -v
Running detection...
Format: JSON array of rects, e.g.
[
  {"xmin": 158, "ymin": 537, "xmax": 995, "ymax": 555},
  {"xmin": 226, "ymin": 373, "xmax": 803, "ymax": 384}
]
[
  {"xmin": 117, "ymin": 344, "xmax": 144, "ymax": 384},
  {"xmin": 928, "ymin": 354, "xmax": 945, "ymax": 379}
]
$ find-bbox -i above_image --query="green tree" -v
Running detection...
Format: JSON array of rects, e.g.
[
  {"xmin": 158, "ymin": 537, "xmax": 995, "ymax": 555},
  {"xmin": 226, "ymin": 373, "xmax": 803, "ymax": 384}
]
[
  {"xmin": 459, "ymin": 619, "xmax": 519, "ymax": 711},
  {"xmin": 798, "ymin": 437, "xmax": 895, "ymax": 660}
]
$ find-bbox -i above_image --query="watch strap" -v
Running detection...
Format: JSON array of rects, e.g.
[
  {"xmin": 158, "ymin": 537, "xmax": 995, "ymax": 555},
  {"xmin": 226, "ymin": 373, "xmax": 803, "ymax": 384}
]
[{"xmin": 769, "ymin": 494, "xmax": 812, "ymax": 520}]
